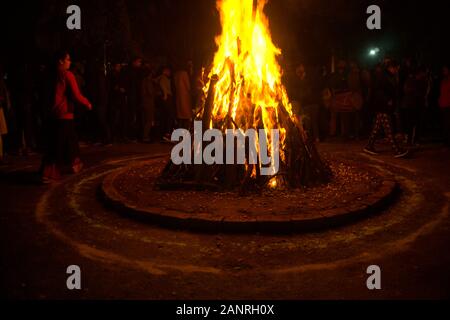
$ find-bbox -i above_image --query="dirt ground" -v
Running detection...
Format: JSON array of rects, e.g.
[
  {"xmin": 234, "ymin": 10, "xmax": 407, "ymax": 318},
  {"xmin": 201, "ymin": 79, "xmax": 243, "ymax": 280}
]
[{"xmin": 1, "ymin": 141, "xmax": 449, "ymax": 299}]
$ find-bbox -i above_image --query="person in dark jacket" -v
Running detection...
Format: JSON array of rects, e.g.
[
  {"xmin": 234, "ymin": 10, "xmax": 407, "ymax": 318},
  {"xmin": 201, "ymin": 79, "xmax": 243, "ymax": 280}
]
[
  {"xmin": 108, "ymin": 62, "xmax": 128, "ymax": 142},
  {"xmin": 125, "ymin": 57, "xmax": 144, "ymax": 141},
  {"xmin": 400, "ymin": 67, "xmax": 427, "ymax": 146},
  {"xmin": 328, "ymin": 60, "xmax": 350, "ymax": 137},
  {"xmin": 364, "ymin": 61, "xmax": 409, "ymax": 158},
  {"xmin": 292, "ymin": 64, "xmax": 321, "ymax": 141},
  {"xmin": 141, "ymin": 63, "xmax": 156, "ymax": 142},
  {"xmin": 439, "ymin": 65, "xmax": 450, "ymax": 147},
  {"xmin": 0, "ymin": 66, "xmax": 10, "ymax": 163},
  {"xmin": 40, "ymin": 51, "xmax": 92, "ymax": 183}
]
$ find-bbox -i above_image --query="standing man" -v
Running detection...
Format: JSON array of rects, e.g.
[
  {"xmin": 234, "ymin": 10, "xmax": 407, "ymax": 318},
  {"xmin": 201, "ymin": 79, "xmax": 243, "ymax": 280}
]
[
  {"xmin": 364, "ymin": 61, "xmax": 409, "ymax": 158},
  {"xmin": 158, "ymin": 66, "xmax": 175, "ymax": 141},
  {"xmin": 141, "ymin": 62, "xmax": 156, "ymax": 143},
  {"xmin": 294, "ymin": 64, "xmax": 320, "ymax": 142},
  {"xmin": 174, "ymin": 62, "xmax": 193, "ymax": 130},
  {"xmin": 126, "ymin": 56, "xmax": 144, "ymax": 141},
  {"xmin": 0, "ymin": 66, "xmax": 10, "ymax": 163},
  {"xmin": 438, "ymin": 65, "xmax": 450, "ymax": 147},
  {"xmin": 109, "ymin": 62, "xmax": 127, "ymax": 142},
  {"xmin": 329, "ymin": 60, "xmax": 350, "ymax": 137}
]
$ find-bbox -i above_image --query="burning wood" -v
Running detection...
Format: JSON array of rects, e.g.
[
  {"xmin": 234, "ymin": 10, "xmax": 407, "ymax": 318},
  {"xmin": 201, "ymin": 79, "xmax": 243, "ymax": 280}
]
[{"xmin": 157, "ymin": 0, "xmax": 331, "ymax": 191}]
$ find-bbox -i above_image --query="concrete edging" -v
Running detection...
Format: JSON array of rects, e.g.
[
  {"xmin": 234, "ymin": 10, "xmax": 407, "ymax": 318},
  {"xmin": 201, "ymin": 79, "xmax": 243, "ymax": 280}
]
[{"xmin": 100, "ymin": 161, "xmax": 398, "ymax": 234}]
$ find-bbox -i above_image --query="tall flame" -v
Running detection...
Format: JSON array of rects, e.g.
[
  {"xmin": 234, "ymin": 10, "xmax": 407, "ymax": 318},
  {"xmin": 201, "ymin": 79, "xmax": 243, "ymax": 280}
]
[{"xmin": 204, "ymin": 0, "xmax": 296, "ymax": 185}]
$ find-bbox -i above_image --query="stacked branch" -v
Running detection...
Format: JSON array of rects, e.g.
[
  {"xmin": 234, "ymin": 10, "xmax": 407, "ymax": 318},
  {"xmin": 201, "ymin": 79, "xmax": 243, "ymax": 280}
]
[{"xmin": 156, "ymin": 74, "xmax": 331, "ymax": 192}]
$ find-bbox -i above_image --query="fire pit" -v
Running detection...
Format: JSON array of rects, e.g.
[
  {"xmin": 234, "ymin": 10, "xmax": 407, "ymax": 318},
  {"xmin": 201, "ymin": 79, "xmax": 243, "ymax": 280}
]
[
  {"xmin": 158, "ymin": 0, "xmax": 331, "ymax": 191},
  {"xmin": 100, "ymin": 0, "xmax": 398, "ymax": 233},
  {"xmin": 101, "ymin": 154, "xmax": 397, "ymax": 233}
]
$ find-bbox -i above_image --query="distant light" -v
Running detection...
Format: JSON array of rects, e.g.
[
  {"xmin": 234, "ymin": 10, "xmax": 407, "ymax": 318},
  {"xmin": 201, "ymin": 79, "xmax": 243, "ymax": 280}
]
[{"xmin": 369, "ymin": 48, "xmax": 380, "ymax": 56}]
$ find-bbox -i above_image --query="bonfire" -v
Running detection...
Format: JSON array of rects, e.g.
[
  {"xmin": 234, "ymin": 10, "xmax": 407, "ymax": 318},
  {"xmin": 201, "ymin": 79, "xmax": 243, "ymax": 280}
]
[{"xmin": 158, "ymin": 0, "xmax": 331, "ymax": 191}]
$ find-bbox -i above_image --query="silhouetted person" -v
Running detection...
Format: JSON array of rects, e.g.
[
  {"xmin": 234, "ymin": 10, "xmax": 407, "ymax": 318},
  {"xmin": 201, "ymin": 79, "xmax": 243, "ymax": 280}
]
[
  {"xmin": 10, "ymin": 63, "xmax": 36, "ymax": 154},
  {"xmin": 34, "ymin": 63, "xmax": 51, "ymax": 151},
  {"xmin": 158, "ymin": 66, "xmax": 175, "ymax": 141},
  {"xmin": 174, "ymin": 62, "xmax": 193, "ymax": 130},
  {"xmin": 401, "ymin": 67, "xmax": 427, "ymax": 145},
  {"xmin": 346, "ymin": 62, "xmax": 363, "ymax": 139},
  {"xmin": 364, "ymin": 61, "xmax": 408, "ymax": 158},
  {"xmin": 90, "ymin": 60, "xmax": 110, "ymax": 145},
  {"xmin": 72, "ymin": 61, "xmax": 90, "ymax": 143},
  {"xmin": 126, "ymin": 57, "xmax": 144, "ymax": 141},
  {"xmin": 292, "ymin": 64, "xmax": 320, "ymax": 142},
  {"xmin": 192, "ymin": 67, "xmax": 206, "ymax": 114},
  {"xmin": 141, "ymin": 63, "xmax": 156, "ymax": 142},
  {"xmin": 40, "ymin": 51, "xmax": 92, "ymax": 183},
  {"xmin": 108, "ymin": 62, "xmax": 127, "ymax": 142},
  {"xmin": 329, "ymin": 60, "xmax": 350, "ymax": 137},
  {"xmin": 439, "ymin": 65, "xmax": 450, "ymax": 147},
  {"xmin": 0, "ymin": 67, "xmax": 10, "ymax": 163}
]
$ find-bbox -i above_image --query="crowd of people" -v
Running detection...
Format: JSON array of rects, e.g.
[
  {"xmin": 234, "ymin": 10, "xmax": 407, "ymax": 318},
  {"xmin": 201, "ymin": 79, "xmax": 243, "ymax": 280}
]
[
  {"xmin": 0, "ymin": 54, "xmax": 206, "ymax": 148},
  {"xmin": 0, "ymin": 50, "xmax": 449, "ymax": 182},
  {"xmin": 286, "ymin": 57, "xmax": 450, "ymax": 157}
]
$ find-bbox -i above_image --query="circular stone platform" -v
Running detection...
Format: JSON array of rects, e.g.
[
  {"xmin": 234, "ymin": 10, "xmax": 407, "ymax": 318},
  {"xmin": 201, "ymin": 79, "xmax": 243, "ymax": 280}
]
[{"xmin": 100, "ymin": 156, "xmax": 398, "ymax": 233}]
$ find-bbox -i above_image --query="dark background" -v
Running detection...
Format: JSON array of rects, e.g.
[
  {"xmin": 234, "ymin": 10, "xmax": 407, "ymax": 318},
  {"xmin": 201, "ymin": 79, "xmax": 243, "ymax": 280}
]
[{"xmin": 0, "ymin": 0, "xmax": 449, "ymax": 69}]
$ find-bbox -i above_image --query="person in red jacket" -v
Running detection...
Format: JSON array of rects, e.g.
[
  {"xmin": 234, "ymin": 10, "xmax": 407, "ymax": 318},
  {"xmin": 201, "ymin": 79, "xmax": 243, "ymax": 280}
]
[
  {"xmin": 439, "ymin": 65, "xmax": 450, "ymax": 147},
  {"xmin": 41, "ymin": 51, "xmax": 92, "ymax": 183}
]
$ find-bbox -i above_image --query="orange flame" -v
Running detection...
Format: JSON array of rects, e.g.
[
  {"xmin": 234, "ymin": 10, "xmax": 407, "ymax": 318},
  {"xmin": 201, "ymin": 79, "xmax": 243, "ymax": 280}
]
[{"xmin": 204, "ymin": 0, "xmax": 295, "ymax": 184}]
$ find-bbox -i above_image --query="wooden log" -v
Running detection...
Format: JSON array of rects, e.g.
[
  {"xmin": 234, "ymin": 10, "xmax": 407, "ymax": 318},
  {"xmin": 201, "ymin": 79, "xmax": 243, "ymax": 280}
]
[
  {"xmin": 202, "ymin": 74, "xmax": 219, "ymax": 131},
  {"xmin": 195, "ymin": 74, "xmax": 219, "ymax": 183}
]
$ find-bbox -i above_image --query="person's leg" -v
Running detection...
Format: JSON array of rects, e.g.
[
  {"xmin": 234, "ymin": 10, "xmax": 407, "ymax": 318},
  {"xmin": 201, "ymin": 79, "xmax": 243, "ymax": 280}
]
[
  {"xmin": 366, "ymin": 113, "xmax": 383, "ymax": 149},
  {"xmin": 302, "ymin": 105, "xmax": 311, "ymax": 138},
  {"xmin": 64, "ymin": 120, "xmax": 82, "ymax": 173},
  {"xmin": 318, "ymin": 104, "xmax": 328, "ymax": 141},
  {"xmin": 98, "ymin": 105, "xmax": 111, "ymax": 144},
  {"xmin": 15, "ymin": 105, "xmax": 26, "ymax": 153},
  {"xmin": 156, "ymin": 104, "xmax": 165, "ymax": 140},
  {"xmin": 311, "ymin": 105, "xmax": 320, "ymax": 142},
  {"xmin": 142, "ymin": 105, "xmax": 152, "ymax": 142},
  {"xmin": 126, "ymin": 98, "xmax": 136, "ymax": 140},
  {"xmin": 329, "ymin": 111, "xmax": 337, "ymax": 137},
  {"xmin": 163, "ymin": 97, "xmax": 175, "ymax": 138},
  {"xmin": 43, "ymin": 120, "xmax": 64, "ymax": 181},
  {"xmin": 108, "ymin": 104, "xmax": 117, "ymax": 143},
  {"xmin": 411, "ymin": 107, "xmax": 422, "ymax": 145},
  {"xmin": 119, "ymin": 100, "xmax": 127, "ymax": 141},
  {"xmin": 160, "ymin": 101, "xmax": 168, "ymax": 137},
  {"xmin": 398, "ymin": 107, "xmax": 408, "ymax": 144},
  {"xmin": 339, "ymin": 112, "xmax": 346, "ymax": 137},
  {"xmin": 379, "ymin": 113, "xmax": 403, "ymax": 154},
  {"xmin": 136, "ymin": 105, "xmax": 144, "ymax": 142},
  {"xmin": 23, "ymin": 104, "xmax": 35, "ymax": 152},
  {"xmin": 354, "ymin": 110, "xmax": 361, "ymax": 139},
  {"xmin": 168, "ymin": 96, "xmax": 176, "ymax": 134}
]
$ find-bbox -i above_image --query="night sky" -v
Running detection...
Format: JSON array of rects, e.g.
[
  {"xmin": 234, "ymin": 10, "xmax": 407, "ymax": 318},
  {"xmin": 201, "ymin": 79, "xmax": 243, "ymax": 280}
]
[{"xmin": 0, "ymin": 0, "xmax": 449, "ymax": 68}]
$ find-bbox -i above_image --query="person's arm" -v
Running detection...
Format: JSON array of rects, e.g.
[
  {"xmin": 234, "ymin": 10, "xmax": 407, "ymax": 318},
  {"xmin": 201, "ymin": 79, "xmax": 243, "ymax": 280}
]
[{"xmin": 66, "ymin": 71, "xmax": 92, "ymax": 110}]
